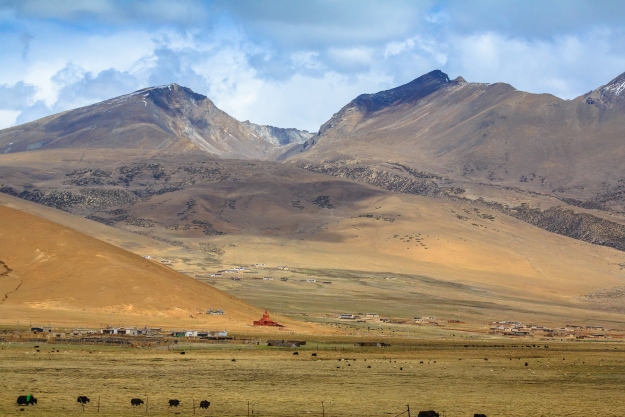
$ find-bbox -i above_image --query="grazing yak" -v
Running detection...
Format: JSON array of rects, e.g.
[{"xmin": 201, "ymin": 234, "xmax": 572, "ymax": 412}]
[
  {"xmin": 168, "ymin": 399, "xmax": 180, "ymax": 407},
  {"xmin": 130, "ymin": 398, "xmax": 144, "ymax": 406},
  {"xmin": 417, "ymin": 411, "xmax": 439, "ymax": 417},
  {"xmin": 77, "ymin": 396, "xmax": 90, "ymax": 404},
  {"xmin": 199, "ymin": 400, "xmax": 211, "ymax": 409},
  {"xmin": 16, "ymin": 395, "xmax": 37, "ymax": 406},
  {"xmin": 474, "ymin": 414, "xmax": 487, "ymax": 417}
]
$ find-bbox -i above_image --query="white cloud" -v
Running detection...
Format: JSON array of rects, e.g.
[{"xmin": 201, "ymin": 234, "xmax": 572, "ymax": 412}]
[
  {"xmin": 448, "ymin": 29, "xmax": 625, "ymax": 99},
  {"xmin": 236, "ymin": 71, "xmax": 393, "ymax": 131},
  {"xmin": 0, "ymin": 110, "xmax": 21, "ymax": 129},
  {"xmin": 384, "ymin": 35, "xmax": 447, "ymax": 65},
  {"xmin": 290, "ymin": 52, "xmax": 323, "ymax": 71},
  {"xmin": 326, "ymin": 47, "xmax": 375, "ymax": 72}
]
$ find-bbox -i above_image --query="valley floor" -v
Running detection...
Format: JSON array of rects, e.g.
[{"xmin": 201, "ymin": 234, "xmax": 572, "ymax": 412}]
[{"xmin": 0, "ymin": 338, "xmax": 624, "ymax": 416}]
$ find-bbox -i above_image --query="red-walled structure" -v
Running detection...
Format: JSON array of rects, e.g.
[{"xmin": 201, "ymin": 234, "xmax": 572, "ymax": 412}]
[{"xmin": 253, "ymin": 309, "xmax": 284, "ymax": 327}]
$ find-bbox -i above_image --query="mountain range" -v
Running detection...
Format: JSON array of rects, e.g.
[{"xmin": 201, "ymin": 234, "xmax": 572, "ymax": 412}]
[{"xmin": 2, "ymin": 69, "xmax": 625, "ymax": 327}]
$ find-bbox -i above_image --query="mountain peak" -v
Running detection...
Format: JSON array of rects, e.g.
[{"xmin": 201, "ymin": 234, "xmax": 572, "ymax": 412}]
[
  {"xmin": 353, "ymin": 70, "xmax": 452, "ymax": 113},
  {"xmin": 0, "ymin": 82, "xmax": 310, "ymax": 158},
  {"xmin": 578, "ymin": 71, "xmax": 625, "ymax": 109}
]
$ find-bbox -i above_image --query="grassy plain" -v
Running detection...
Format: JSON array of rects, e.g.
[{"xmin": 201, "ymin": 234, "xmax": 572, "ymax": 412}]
[{"xmin": 0, "ymin": 338, "xmax": 624, "ymax": 417}]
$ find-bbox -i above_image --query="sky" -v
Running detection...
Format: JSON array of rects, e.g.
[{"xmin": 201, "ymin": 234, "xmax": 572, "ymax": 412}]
[{"xmin": 1, "ymin": 0, "xmax": 625, "ymax": 132}]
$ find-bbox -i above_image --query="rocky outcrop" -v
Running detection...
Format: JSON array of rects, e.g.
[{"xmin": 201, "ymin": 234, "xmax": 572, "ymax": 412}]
[
  {"xmin": 508, "ymin": 205, "xmax": 625, "ymax": 251},
  {"xmin": 0, "ymin": 261, "xmax": 12, "ymax": 277},
  {"xmin": 299, "ymin": 162, "xmax": 464, "ymax": 198},
  {"xmin": 241, "ymin": 122, "xmax": 313, "ymax": 146}
]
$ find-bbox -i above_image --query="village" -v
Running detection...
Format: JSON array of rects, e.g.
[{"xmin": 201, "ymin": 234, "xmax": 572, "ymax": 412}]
[
  {"xmin": 148, "ymin": 258, "xmax": 334, "ymax": 284},
  {"xmin": 487, "ymin": 321, "xmax": 624, "ymax": 339},
  {"xmin": 18, "ymin": 309, "xmax": 288, "ymax": 343},
  {"xmin": 333, "ymin": 313, "xmax": 625, "ymax": 339},
  {"xmin": 27, "ymin": 325, "xmax": 230, "ymax": 340},
  {"xmin": 145, "ymin": 259, "xmax": 625, "ymax": 340}
]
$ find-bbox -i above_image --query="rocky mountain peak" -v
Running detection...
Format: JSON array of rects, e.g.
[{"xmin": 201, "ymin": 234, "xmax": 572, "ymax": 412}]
[
  {"xmin": 353, "ymin": 69, "xmax": 452, "ymax": 113},
  {"xmin": 577, "ymin": 71, "xmax": 625, "ymax": 109},
  {"xmin": 453, "ymin": 76, "xmax": 467, "ymax": 85}
]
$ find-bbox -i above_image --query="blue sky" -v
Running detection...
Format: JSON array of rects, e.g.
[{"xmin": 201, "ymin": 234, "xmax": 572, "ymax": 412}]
[{"xmin": 1, "ymin": 0, "xmax": 624, "ymax": 131}]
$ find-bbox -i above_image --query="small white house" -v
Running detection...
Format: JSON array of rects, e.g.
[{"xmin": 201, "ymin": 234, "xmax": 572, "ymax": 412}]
[
  {"xmin": 123, "ymin": 328, "xmax": 139, "ymax": 336},
  {"xmin": 101, "ymin": 327, "xmax": 118, "ymax": 335}
]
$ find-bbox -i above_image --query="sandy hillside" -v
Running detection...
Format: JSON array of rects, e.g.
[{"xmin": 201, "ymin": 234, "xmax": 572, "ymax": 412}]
[{"xmin": 0, "ymin": 205, "xmax": 319, "ymax": 333}]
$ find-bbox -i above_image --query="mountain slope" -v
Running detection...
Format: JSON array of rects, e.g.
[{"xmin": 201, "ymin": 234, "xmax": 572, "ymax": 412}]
[
  {"xmin": 0, "ymin": 204, "xmax": 311, "ymax": 330},
  {"xmin": 287, "ymin": 70, "xmax": 625, "ymax": 210},
  {"xmin": 0, "ymin": 84, "xmax": 313, "ymax": 159}
]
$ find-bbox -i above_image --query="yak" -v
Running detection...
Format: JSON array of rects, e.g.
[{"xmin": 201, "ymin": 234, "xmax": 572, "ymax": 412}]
[
  {"xmin": 474, "ymin": 414, "xmax": 488, "ymax": 417},
  {"xmin": 130, "ymin": 398, "xmax": 144, "ymax": 406},
  {"xmin": 417, "ymin": 411, "xmax": 439, "ymax": 417},
  {"xmin": 16, "ymin": 395, "xmax": 37, "ymax": 406},
  {"xmin": 77, "ymin": 396, "xmax": 90, "ymax": 404},
  {"xmin": 168, "ymin": 399, "xmax": 180, "ymax": 407},
  {"xmin": 199, "ymin": 400, "xmax": 211, "ymax": 409}
]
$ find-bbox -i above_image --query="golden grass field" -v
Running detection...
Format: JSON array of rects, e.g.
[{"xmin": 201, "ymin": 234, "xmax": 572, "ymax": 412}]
[{"xmin": 0, "ymin": 337, "xmax": 624, "ymax": 416}]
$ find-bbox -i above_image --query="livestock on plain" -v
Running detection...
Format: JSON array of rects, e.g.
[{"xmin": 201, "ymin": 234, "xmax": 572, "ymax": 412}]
[
  {"xmin": 16, "ymin": 395, "xmax": 37, "ymax": 406},
  {"xmin": 474, "ymin": 414, "xmax": 487, "ymax": 417},
  {"xmin": 130, "ymin": 398, "xmax": 144, "ymax": 406},
  {"xmin": 169, "ymin": 399, "xmax": 180, "ymax": 407},
  {"xmin": 76, "ymin": 396, "xmax": 90, "ymax": 404},
  {"xmin": 199, "ymin": 400, "xmax": 211, "ymax": 409},
  {"xmin": 417, "ymin": 411, "xmax": 439, "ymax": 417}
]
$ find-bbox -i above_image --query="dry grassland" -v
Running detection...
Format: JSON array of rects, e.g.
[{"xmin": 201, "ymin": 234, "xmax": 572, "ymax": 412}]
[{"xmin": 0, "ymin": 339, "xmax": 624, "ymax": 417}]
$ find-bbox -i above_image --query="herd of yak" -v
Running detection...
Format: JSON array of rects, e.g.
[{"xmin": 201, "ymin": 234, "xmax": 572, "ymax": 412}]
[
  {"xmin": 14, "ymin": 396, "xmax": 488, "ymax": 416},
  {"xmin": 16, "ymin": 395, "xmax": 211, "ymax": 409}
]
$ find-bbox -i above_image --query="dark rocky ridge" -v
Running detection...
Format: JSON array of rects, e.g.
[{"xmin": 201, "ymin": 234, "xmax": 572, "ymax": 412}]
[
  {"xmin": 352, "ymin": 69, "xmax": 451, "ymax": 113},
  {"xmin": 300, "ymin": 162, "xmax": 464, "ymax": 199}
]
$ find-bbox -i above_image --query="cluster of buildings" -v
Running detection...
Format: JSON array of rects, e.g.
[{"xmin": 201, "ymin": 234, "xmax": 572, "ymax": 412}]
[
  {"xmin": 337, "ymin": 313, "xmax": 380, "ymax": 321},
  {"xmin": 216, "ymin": 266, "xmax": 247, "ymax": 274},
  {"xmin": 31, "ymin": 326, "xmax": 228, "ymax": 339},
  {"xmin": 489, "ymin": 321, "xmax": 619, "ymax": 338},
  {"xmin": 101, "ymin": 327, "xmax": 227, "ymax": 338}
]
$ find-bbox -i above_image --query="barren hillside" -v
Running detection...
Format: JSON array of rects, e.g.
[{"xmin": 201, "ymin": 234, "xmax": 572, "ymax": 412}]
[{"xmin": 0, "ymin": 204, "xmax": 318, "ymax": 332}]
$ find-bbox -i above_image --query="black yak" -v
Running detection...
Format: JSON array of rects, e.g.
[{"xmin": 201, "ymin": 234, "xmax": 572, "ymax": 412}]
[
  {"xmin": 417, "ymin": 411, "xmax": 439, "ymax": 417},
  {"xmin": 130, "ymin": 398, "xmax": 144, "ymax": 406},
  {"xmin": 16, "ymin": 395, "xmax": 37, "ymax": 406}
]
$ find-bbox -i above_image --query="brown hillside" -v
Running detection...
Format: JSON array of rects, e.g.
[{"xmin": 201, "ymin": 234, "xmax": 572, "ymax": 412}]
[{"xmin": 0, "ymin": 205, "xmax": 314, "ymax": 332}]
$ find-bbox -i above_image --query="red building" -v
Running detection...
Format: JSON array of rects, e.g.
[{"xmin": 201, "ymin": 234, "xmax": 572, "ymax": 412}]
[{"xmin": 253, "ymin": 309, "xmax": 284, "ymax": 327}]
